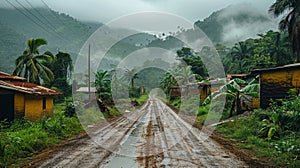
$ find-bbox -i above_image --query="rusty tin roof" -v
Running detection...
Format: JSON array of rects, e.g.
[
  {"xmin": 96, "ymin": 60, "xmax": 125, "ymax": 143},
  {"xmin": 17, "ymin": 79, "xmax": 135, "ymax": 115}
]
[
  {"xmin": 252, "ymin": 63, "xmax": 300, "ymax": 74},
  {"xmin": 0, "ymin": 71, "xmax": 62, "ymax": 96}
]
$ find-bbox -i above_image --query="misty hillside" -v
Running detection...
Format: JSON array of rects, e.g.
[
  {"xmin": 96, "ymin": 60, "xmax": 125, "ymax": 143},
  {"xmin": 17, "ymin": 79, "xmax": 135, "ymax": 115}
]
[
  {"xmin": 195, "ymin": 4, "xmax": 277, "ymax": 43},
  {"xmin": 146, "ymin": 4, "xmax": 277, "ymax": 51},
  {"xmin": 0, "ymin": 7, "xmax": 102, "ymax": 73},
  {"xmin": 0, "ymin": 22, "xmax": 26, "ymax": 72},
  {"xmin": 0, "ymin": 4, "xmax": 278, "ymax": 73}
]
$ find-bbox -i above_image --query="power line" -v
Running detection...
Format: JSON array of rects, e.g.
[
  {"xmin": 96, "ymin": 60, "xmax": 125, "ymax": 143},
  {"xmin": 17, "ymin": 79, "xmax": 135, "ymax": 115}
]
[
  {"xmin": 4, "ymin": 0, "xmax": 55, "ymax": 38},
  {"xmin": 0, "ymin": 0, "xmax": 9, "ymax": 8},
  {"xmin": 40, "ymin": 0, "xmax": 69, "ymax": 30},
  {"xmin": 14, "ymin": 0, "xmax": 67, "ymax": 42},
  {"xmin": 40, "ymin": 0, "xmax": 83, "ymax": 38},
  {"xmin": 25, "ymin": 0, "xmax": 72, "ymax": 44},
  {"xmin": 25, "ymin": 0, "xmax": 57, "ymax": 31}
]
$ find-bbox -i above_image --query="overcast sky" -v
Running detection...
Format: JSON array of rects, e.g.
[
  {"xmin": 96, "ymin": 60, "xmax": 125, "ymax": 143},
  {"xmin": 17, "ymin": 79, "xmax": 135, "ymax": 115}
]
[{"xmin": 1, "ymin": 0, "xmax": 275, "ymax": 23}]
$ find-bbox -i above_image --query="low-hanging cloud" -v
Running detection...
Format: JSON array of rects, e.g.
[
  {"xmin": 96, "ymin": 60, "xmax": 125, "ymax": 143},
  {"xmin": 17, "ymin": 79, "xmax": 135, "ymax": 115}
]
[
  {"xmin": 218, "ymin": 3, "xmax": 278, "ymax": 42},
  {"xmin": 2, "ymin": 0, "xmax": 274, "ymax": 24}
]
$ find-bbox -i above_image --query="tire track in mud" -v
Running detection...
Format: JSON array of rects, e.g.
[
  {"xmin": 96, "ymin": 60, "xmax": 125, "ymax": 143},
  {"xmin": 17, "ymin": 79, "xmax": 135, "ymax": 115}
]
[
  {"xmin": 155, "ymin": 99, "xmax": 247, "ymax": 167},
  {"xmin": 29, "ymin": 98, "xmax": 247, "ymax": 168},
  {"xmin": 136, "ymin": 98, "xmax": 247, "ymax": 167},
  {"xmin": 136, "ymin": 99, "xmax": 163, "ymax": 168},
  {"xmin": 29, "ymin": 101, "xmax": 151, "ymax": 168}
]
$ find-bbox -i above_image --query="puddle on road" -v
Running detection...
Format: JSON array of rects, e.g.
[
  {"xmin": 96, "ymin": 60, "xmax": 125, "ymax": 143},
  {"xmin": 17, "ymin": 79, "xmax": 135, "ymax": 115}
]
[{"xmin": 104, "ymin": 116, "xmax": 146, "ymax": 168}]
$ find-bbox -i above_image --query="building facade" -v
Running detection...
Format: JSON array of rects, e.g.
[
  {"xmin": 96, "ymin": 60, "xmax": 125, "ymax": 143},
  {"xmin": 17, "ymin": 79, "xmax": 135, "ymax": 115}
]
[
  {"xmin": 0, "ymin": 72, "xmax": 61, "ymax": 121},
  {"xmin": 252, "ymin": 63, "xmax": 300, "ymax": 109}
]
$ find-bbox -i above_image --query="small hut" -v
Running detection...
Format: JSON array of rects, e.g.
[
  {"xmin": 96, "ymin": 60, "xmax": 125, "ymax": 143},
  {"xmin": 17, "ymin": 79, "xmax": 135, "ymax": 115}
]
[
  {"xmin": 252, "ymin": 63, "xmax": 300, "ymax": 109},
  {"xmin": 0, "ymin": 71, "xmax": 61, "ymax": 121}
]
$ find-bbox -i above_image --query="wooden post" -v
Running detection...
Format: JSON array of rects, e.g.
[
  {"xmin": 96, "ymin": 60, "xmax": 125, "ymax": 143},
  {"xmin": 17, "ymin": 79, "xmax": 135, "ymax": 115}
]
[{"xmin": 88, "ymin": 44, "xmax": 91, "ymax": 101}]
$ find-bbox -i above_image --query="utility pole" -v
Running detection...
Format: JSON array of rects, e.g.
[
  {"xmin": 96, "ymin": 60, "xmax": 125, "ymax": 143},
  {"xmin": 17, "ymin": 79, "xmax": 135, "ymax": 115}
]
[{"xmin": 88, "ymin": 44, "xmax": 91, "ymax": 101}]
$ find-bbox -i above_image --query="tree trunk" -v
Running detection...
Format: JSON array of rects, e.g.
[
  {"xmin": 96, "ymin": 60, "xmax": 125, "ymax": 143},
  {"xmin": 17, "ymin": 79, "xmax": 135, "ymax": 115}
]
[
  {"xmin": 297, "ymin": 51, "xmax": 300, "ymax": 63},
  {"xmin": 229, "ymin": 100, "xmax": 235, "ymax": 117},
  {"xmin": 131, "ymin": 79, "xmax": 134, "ymax": 88},
  {"xmin": 24, "ymin": 65, "xmax": 29, "ymax": 82},
  {"xmin": 236, "ymin": 92, "xmax": 241, "ymax": 115}
]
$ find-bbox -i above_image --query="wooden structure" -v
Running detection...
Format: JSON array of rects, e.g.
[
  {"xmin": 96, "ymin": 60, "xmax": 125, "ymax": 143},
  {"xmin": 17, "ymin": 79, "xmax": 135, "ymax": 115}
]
[
  {"xmin": 252, "ymin": 63, "xmax": 300, "ymax": 109},
  {"xmin": 169, "ymin": 80, "xmax": 224, "ymax": 102},
  {"xmin": 226, "ymin": 74, "xmax": 249, "ymax": 81},
  {"xmin": 0, "ymin": 72, "xmax": 61, "ymax": 121},
  {"xmin": 76, "ymin": 86, "xmax": 97, "ymax": 101}
]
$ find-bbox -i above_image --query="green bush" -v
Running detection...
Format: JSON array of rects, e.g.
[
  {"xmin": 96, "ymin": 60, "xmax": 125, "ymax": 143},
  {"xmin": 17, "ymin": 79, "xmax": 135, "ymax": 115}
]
[
  {"xmin": 64, "ymin": 102, "xmax": 76, "ymax": 117},
  {"xmin": 171, "ymin": 98, "xmax": 181, "ymax": 108},
  {"xmin": 255, "ymin": 96, "xmax": 300, "ymax": 140},
  {"xmin": 197, "ymin": 105, "xmax": 209, "ymax": 116},
  {"xmin": 0, "ymin": 109, "xmax": 83, "ymax": 166},
  {"xmin": 216, "ymin": 96, "xmax": 300, "ymax": 167},
  {"xmin": 129, "ymin": 87, "xmax": 142, "ymax": 98}
]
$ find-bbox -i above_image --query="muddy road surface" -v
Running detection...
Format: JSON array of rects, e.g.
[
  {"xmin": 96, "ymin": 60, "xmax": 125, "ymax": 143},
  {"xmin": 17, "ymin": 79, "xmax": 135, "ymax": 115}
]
[{"xmin": 28, "ymin": 98, "xmax": 247, "ymax": 168}]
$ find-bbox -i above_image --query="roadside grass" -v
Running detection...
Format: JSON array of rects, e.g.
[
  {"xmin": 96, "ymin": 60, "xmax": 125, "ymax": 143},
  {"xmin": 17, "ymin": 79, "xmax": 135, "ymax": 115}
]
[
  {"xmin": 77, "ymin": 94, "xmax": 148, "ymax": 128},
  {"xmin": 0, "ymin": 94, "xmax": 149, "ymax": 167},
  {"xmin": 216, "ymin": 115, "xmax": 300, "ymax": 167},
  {"xmin": 165, "ymin": 94, "xmax": 300, "ymax": 167},
  {"xmin": 136, "ymin": 94, "xmax": 148, "ymax": 105},
  {"xmin": 0, "ymin": 103, "xmax": 84, "ymax": 167}
]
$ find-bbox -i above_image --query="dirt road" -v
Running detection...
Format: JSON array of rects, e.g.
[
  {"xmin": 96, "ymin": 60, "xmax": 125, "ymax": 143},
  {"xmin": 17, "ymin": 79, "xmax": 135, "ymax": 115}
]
[{"xmin": 27, "ymin": 98, "xmax": 247, "ymax": 168}]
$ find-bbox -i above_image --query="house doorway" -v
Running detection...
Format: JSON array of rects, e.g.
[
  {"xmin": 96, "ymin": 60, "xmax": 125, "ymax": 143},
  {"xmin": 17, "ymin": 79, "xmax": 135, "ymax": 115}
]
[{"xmin": 0, "ymin": 94, "xmax": 14, "ymax": 121}]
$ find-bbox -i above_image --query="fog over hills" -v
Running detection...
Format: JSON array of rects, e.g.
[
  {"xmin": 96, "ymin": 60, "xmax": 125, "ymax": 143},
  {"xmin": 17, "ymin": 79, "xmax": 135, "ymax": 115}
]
[
  {"xmin": 195, "ymin": 4, "xmax": 277, "ymax": 43},
  {"xmin": 0, "ymin": 4, "xmax": 277, "ymax": 73}
]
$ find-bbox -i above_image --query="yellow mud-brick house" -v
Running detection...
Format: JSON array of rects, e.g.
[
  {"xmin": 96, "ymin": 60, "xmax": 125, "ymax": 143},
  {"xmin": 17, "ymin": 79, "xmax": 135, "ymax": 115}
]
[
  {"xmin": 252, "ymin": 63, "xmax": 300, "ymax": 109},
  {"xmin": 0, "ymin": 71, "xmax": 61, "ymax": 121}
]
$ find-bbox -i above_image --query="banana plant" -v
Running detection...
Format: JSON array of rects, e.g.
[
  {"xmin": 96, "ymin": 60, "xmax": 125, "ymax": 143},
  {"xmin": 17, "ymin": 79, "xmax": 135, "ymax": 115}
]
[
  {"xmin": 258, "ymin": 112, "xmax": 281, "ymax": 140},
  {"xmin": 204, "ymin": 77, "xmax": 259, "ymax": 117}
]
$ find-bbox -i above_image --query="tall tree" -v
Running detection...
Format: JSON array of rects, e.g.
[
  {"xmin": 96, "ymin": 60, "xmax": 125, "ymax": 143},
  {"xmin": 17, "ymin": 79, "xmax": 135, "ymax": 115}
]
[
  {"xmin": 51, "ymin": 52, "xmax": 73, "ymax": 80},
  {"xmin": 160, "ymin": 72, "xmax": 177, "ymax": 94},
  {"xmin": 45, "ymin": 51, "xmax": 73, "ymax": 98},
  {"xmin": 269, "ymin": 0, "xmax": 300, "ymax": 62},
  {"xmin": 124, "ymin": 68, "xmax": 139, "ymax": 88},
  {"xmin": 231, "ymin": 41, "xmax": 254, "ymax": 72},
  {"xmin": 177, "ymin": 47, "xmax": 207, "ymax": 78},
  {"xmin": 173, "ymin": 65, "xmax": 195, "ymax": 85},
  {"xmin": 13, "ymin": 38, "xmax": 54, "ymax": 84},
  {"xmin": 255, "ymin": 31, "xmax": 293, "ymax": 66}
]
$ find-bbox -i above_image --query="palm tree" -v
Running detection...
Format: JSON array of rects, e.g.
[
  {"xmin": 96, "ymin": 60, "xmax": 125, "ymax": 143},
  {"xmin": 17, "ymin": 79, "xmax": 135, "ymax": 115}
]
[
  {"xmin": 52, "ymin": 51, "xmax": 73, "ymax": 79},
  {"xmin": 13, "ymin": 38, "xmax": 55, "ymax": 84},
  {"xmin": 160, "ymin": 72, "xmax": 177, "ymax": 94},
  {"xmin": 230, "ymin": 41, "xmax": 254, "ymax": 73},
  {"xmin": 262, "ymin": 31, "xmax": 292, "ymax": 65},
  {"xmin": 269, "ymin": 0, "xmax": 300, "ymax": 62},
  {"xmin": 45, "ymin": 51, "xmax": 73, "ymax": 89},
  {"xmin": 173, "ymin": 65, "xmax": 195, "ymax": 85},
  {"xmin": 254, "ymin": 31, "xmax": 292, "ymax": 67}
]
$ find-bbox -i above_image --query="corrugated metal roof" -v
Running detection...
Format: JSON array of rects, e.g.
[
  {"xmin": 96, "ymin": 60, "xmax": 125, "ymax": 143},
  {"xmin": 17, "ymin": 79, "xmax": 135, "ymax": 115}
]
[
  {"xmin": 252, "ymin": 63, "xmax": 300, "ymax": 73},
  {"xmin": 227, "ymin": 74, "xmax": 248, "ymax": 78},
  {"xmin": 171, "ymin": 79, "xmax": 225, "ymax": 89},
  {"xmin": 0, "ymin": 71, "xmax": 26, "ymax": 81},
  {"xmin": 76, "ymin": 87, "xmax": 97, "ymax": 93},
  {"xmin": 0, "ymin": 72, "xmax": 62, "ymax": 96}
]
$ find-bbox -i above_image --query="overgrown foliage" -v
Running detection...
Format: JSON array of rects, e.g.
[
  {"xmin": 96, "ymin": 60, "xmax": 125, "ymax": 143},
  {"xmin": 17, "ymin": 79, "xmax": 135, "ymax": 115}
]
[
  {"xmin": 223, "ymin": 31, "xmax": 294, "ymax": 74},
  {"xmin": 204, "ymin": 78, "xmax": 259, "ymax": 116},
  {"xmin": 0, "ymin": 105, "xmax": 83, "ymax": 167},
  {"xmin": 269, "ymin": 0, "xmax": 300, "ymax": 62},
  {"xmin": 217, "ymin": 96, "xmax": 300, "ymax": 167},
  {"xmin": 45, "ymin": 51, "xmax": 73, "ymax": 102}
]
